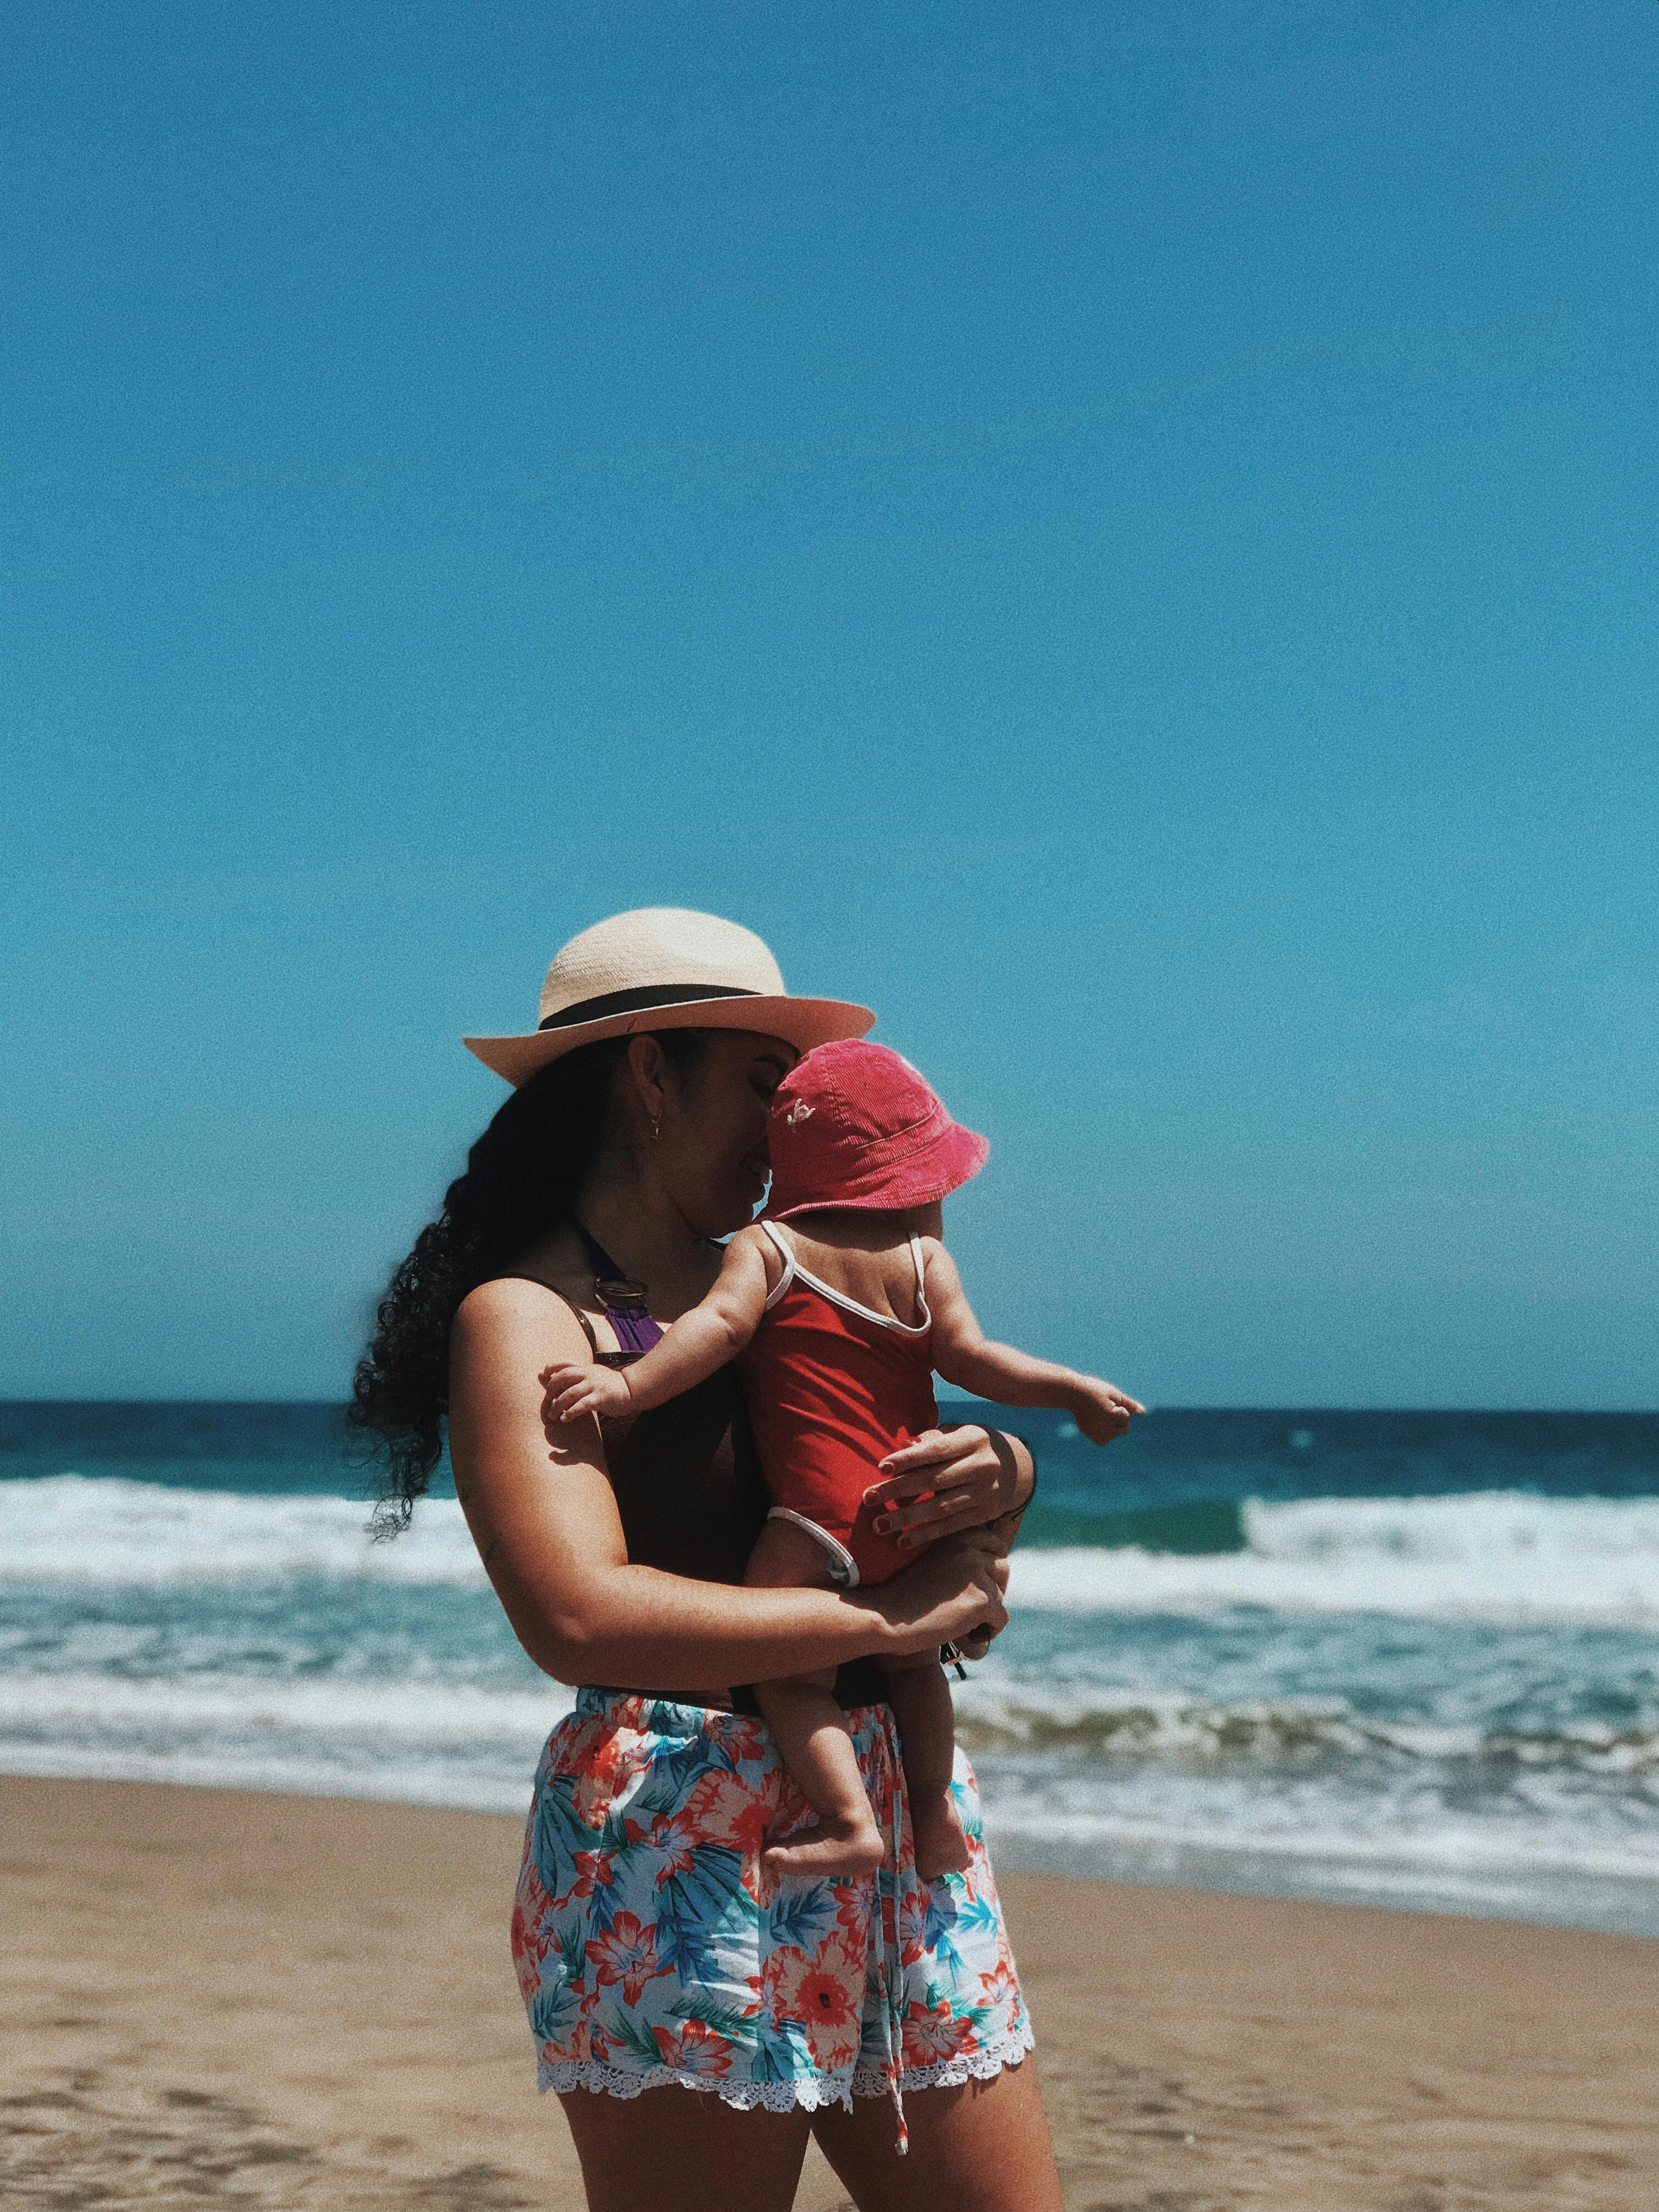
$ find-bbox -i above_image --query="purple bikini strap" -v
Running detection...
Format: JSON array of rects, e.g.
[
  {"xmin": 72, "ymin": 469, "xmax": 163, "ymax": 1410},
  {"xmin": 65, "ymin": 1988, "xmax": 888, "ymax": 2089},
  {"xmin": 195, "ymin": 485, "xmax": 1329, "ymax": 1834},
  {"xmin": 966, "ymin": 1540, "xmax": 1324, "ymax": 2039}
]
[{"xmin": 570, "ymin": 1219, "xmax": 665, "ymax": 1355}]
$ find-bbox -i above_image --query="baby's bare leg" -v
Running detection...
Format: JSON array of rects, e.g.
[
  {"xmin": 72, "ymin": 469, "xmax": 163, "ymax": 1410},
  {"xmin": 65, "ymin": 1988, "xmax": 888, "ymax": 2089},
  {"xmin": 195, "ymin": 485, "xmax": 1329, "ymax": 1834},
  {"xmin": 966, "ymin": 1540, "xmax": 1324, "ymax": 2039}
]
[
  {"xmin": 746, "ymin": 1520, "xmax": 885, "ymax": 1883},
  {"xmin": 879, "ymin": 1653, "xmax": 972, "ymax": 1880},
  {"xmin": 754, "ymin": 1678, "xmax": 885, "ymax": 1882}
]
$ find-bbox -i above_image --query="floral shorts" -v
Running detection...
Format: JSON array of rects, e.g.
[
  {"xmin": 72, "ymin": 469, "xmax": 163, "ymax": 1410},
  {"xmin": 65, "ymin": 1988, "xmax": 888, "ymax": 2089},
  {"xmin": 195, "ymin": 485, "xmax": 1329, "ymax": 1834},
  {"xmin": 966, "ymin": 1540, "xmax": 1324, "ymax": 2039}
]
[{"xmin": 511, "ymin": 1688, "xmax": 1032, "ymax": 2140}]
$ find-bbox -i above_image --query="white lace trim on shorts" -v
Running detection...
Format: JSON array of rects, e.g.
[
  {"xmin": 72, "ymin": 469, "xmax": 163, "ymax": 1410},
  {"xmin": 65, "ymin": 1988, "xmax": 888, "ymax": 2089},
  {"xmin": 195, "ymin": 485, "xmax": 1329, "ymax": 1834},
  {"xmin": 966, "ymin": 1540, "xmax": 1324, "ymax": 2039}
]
[{"xmin": 537, "ymin": 2016, "xmax": 1036, "ymax": 2111}]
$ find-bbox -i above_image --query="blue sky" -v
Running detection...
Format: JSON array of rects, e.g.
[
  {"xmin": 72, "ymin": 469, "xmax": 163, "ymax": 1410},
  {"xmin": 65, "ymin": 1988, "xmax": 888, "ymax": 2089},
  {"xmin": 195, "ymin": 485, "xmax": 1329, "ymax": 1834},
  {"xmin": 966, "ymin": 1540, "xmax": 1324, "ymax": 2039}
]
[{"xmin": 4, "ymin": 2, "xmax": 1655, "ymax": 1406}]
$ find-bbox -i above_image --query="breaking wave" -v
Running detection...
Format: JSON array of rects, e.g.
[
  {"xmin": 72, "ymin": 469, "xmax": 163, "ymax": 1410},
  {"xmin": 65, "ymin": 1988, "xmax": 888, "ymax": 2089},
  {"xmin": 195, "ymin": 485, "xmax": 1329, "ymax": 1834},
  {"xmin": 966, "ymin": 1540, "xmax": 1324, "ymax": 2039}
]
[
  {"xmin": 8, "ymin": 1477, "xmax": 1659, "ymax": 1624},
  {"xmin": 1010, "ymin": 1493, "xmax": 1659, "ymax": 1624}
]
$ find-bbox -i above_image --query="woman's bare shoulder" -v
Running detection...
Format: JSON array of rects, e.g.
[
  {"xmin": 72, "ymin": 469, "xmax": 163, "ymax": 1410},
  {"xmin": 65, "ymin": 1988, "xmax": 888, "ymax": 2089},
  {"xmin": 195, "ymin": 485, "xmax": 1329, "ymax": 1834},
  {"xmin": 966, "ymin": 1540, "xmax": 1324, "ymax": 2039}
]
[{"xmin": 452, "ymin": 1276, "xmax": 597, "ymax": 1370}]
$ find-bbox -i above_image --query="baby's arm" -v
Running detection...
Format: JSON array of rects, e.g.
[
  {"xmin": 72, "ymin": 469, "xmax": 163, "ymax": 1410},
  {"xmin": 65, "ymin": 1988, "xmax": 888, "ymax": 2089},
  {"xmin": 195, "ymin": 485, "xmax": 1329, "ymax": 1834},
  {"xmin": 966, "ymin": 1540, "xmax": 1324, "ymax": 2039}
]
[
  {"xmin": 543, "ymin": 1227, "xmax": 775, "ymax": 1423},
  {"xmin": 924, "ymin": 1242, "xmax": 1146, "ymax": 1444}
]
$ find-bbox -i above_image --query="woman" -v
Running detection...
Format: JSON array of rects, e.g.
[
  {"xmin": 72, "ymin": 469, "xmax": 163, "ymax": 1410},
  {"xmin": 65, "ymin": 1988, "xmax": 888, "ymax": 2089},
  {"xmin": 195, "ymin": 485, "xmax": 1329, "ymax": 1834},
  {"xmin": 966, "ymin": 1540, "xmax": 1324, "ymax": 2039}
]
[{"xmin": 352, "ymin": 907, "xmax": 1066, "ymax": 2212}]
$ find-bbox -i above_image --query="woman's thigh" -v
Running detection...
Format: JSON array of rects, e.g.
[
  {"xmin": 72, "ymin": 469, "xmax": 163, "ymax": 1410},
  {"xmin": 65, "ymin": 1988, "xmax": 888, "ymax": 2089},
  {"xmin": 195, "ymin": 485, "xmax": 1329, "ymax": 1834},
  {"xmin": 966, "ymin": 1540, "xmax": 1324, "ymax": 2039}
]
[
  {"xmin": 558, "ymin": 2083, "xmax": 813, "ymax": 2212},
  {"xmin": 809, "ymin": 2057, "xmax": 1063, "ymax": 2212}
]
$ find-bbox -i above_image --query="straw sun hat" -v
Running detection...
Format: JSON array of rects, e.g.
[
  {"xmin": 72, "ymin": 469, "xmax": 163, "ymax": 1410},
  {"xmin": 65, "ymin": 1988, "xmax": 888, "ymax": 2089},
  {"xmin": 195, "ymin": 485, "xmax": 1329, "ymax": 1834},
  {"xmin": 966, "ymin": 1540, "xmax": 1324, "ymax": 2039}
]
[{"xmin": 464, "ymin": 907, "xmax": 876, "ymax": 1087}]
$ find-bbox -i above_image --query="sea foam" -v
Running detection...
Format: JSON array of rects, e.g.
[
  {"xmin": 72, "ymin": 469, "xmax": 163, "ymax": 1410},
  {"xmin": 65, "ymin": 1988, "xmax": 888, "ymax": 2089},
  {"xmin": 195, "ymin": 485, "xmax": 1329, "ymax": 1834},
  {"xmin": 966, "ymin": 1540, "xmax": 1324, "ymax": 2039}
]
[
  {"xmin": 8, "ymin": 1475, "xmax": 1659, "ymax": 1624},
  {"xmin": 1010, "ymin": 1492, "xmax": 1659, "ymax": 1624},
  {"xmin": 0, "ymin": 1475, "xmax": 485, "ymax": 1584}
]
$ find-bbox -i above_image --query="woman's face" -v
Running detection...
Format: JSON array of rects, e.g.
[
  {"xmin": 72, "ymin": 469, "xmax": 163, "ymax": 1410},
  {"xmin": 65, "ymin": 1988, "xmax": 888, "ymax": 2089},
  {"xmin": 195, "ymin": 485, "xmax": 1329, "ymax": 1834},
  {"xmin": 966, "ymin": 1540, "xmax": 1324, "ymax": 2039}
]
[{"xmin": 666, "ymin": 1031, "xmax": 797, "ymax": 1235}]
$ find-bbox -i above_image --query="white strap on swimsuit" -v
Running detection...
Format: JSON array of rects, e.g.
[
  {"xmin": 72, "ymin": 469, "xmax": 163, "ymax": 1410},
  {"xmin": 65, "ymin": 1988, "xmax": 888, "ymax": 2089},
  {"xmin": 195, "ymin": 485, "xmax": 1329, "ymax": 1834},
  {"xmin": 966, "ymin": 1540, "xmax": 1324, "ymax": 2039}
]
[{"xmin": 758, "ymin": 1219, "xmax": 930, "ymax": 1333}]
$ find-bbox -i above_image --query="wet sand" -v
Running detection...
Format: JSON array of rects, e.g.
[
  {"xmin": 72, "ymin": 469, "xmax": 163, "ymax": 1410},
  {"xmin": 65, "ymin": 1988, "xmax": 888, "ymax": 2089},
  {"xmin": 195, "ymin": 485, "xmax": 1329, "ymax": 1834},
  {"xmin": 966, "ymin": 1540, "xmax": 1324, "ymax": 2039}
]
[{"xmin": 3, "ymin": 1775, "xmax": 1656, "ymax": 2209}]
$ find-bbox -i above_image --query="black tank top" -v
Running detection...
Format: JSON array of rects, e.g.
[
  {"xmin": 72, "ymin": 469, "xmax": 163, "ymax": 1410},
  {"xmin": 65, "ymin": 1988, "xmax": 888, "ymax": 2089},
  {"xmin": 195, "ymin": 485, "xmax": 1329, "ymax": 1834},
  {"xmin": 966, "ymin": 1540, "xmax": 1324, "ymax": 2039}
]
[{"xmin": 493, "ymin": 1274, "xmax": 884, "ymax": 1709}]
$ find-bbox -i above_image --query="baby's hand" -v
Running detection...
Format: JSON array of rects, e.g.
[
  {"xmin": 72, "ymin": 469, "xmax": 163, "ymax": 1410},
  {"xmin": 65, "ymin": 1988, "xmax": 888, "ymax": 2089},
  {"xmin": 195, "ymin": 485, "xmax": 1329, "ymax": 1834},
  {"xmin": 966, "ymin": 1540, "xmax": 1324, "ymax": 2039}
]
[
  {"xmin": 540, "ymin": 1361, "xmax": 634, "ymax": 1424},
  {"xmin": 1069, "ymin": 1376, "xmax": 1147, "ymax": 1446}
]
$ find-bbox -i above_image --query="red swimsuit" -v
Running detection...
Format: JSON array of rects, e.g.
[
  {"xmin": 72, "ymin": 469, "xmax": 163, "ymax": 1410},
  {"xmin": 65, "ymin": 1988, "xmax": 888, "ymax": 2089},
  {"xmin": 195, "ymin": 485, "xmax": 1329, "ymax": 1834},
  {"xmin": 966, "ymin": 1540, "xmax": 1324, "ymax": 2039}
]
[{"xmin": 740, "ymin": 1221, "xmax": 937, "ymax": 1588}]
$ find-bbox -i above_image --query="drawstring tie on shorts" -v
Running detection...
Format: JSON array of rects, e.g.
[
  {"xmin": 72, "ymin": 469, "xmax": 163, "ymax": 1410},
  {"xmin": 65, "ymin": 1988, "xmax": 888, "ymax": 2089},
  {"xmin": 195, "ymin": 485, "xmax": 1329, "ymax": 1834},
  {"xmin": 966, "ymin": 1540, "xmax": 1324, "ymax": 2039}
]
[{"xmin": 868, "ymin": 1741, "xmax": 909, "ymax": 2154}]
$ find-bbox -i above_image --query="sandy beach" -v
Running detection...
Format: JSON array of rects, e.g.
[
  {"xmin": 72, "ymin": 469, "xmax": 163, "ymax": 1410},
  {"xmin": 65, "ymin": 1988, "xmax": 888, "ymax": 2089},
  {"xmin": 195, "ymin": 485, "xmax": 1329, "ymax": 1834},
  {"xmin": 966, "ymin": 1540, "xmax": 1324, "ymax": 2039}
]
[{"xmin": 3, "ymin": 1776, "xmax": 1656, "ymax": 2210}]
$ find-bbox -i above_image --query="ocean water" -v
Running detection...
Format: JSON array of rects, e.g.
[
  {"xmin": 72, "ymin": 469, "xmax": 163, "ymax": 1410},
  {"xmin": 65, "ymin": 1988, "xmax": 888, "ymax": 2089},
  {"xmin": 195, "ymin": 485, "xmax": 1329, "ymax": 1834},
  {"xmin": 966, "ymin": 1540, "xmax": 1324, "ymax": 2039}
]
[{"xmin": 4, "ymin": 1401, "xmax": 1658, "ymax": 1936}]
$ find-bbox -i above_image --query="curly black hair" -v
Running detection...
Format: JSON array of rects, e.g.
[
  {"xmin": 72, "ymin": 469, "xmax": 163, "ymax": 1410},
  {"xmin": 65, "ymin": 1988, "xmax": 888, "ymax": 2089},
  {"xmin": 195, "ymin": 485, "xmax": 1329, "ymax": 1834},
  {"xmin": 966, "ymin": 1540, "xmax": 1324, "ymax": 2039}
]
[{"xmin": 348, "ymin": 1029, "xmax": 709, "ymax": 1530}]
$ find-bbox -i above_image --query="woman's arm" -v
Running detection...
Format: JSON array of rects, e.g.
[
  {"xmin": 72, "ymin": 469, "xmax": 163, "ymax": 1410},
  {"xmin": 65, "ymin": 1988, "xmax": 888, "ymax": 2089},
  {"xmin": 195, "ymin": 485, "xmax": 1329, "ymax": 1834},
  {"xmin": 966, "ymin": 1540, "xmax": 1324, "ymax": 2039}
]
[{"xmin": 448, "ymin": 1279, "xmax": 1006, "ymax": 1689}]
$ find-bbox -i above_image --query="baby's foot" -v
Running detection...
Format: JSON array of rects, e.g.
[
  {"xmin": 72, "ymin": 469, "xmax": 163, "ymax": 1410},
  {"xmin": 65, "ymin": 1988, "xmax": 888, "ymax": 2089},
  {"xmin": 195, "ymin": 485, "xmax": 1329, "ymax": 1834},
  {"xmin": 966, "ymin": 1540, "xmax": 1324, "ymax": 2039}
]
[
  {"xmin": 763, "ymin": 1814, "xmax": 887, "ymax": 1884},
  {"xmin": 909, "ymin": 1790, "xmax": 972, "ymax": 1881}
]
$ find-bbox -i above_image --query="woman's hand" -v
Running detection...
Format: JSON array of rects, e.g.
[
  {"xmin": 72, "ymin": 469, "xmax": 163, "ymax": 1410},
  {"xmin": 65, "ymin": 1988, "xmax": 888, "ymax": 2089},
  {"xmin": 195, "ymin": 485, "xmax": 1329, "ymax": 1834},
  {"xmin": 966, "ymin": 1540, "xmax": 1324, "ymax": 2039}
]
[
  {"xmin": 869, "ymin": 1530, "xmax": 1009, "ymax": 1658},
  {"xmin": 864, "ymin": 1424, "xmax": 1031, "ymax": 1551}
]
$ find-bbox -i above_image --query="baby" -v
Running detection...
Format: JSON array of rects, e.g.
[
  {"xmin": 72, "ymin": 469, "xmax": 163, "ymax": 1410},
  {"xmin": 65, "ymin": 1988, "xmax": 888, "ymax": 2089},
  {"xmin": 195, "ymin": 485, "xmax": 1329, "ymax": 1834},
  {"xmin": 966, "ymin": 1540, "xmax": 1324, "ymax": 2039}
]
[{"xmin": 545, "ymin": 1040, "xmax": 1142, "ymax": 1882}]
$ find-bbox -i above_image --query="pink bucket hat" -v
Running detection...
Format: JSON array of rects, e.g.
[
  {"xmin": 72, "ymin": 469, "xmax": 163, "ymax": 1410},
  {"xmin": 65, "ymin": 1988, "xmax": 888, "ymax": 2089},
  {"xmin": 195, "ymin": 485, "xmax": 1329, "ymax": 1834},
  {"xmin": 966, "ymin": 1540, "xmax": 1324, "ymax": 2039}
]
[{"xmin": 765, "ymin": 1040, "xmax": 990, "ymax": 1220}]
